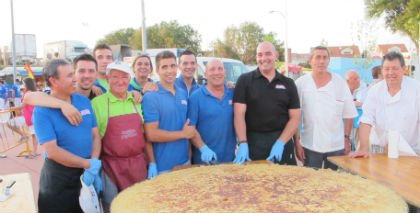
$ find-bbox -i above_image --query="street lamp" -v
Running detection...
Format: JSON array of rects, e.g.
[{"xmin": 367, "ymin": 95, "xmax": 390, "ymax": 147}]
[
  {"xmin": 10, "ymin": 0, "xmax": 17, "ymax": 82},
  {"xmin": 141, "ymin": 0, "xmax": 147, "ymax": 52},
  {"xmin": 270, "ymin": 0, "xmax": 289, "ymax": 77}
]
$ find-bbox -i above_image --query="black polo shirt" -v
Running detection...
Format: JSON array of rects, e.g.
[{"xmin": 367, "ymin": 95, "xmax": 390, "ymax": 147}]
[{"xmin": 233, "ymin": 68, "xmax": 300, "ymax": 132}]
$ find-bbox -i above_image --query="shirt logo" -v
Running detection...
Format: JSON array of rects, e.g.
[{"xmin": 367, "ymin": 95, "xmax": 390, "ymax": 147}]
[
  {"xmin": 181, "ymin": 100, "xmax": 187, "ymax": 105},
  {"xmin": 121, "ymin": 129, "xmax": 138, "ymax": 140},
  {"xmin": 229, "ymin": 100, "xmax": 232, "ymax": 105},
  {"xmin": 80, "ymin": 109, "xmax": 91, "ymax": 116},
  {"xmin": 275, "ymin": 84, "xmax": 286, "ymax": 89}
]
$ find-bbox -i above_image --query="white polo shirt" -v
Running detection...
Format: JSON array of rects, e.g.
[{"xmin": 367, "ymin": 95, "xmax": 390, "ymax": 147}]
[
  {"xmin": 360, "ymin": 76, "xmax": 420, "ymax": 152},
  {"xmin": 296, "ymin": 72, "xmax": 357, "ymax": 153}
]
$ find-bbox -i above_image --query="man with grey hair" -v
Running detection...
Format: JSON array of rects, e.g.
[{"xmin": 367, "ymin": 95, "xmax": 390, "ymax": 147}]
[
  {"xmin": 188, "ymin": 59, "xmax": 238, "ymax": 164},
  {"xmin": 294, "ymin": 46, "xmax": 357, "ymax": 170},
  {"xmin": 233, "ymin": 41, "xmax": 301, "ymax": 165},
  {"xmin": 33, "ymin": 59, "xmax": 102, "ymax": 212},
  {"xmin": 350, "ymin": 51, "xmax": 420, "ymax": 158}
]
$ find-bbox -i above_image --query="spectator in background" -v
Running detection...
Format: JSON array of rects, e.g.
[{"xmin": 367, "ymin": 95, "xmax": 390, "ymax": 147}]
[
  {"xmin": 36, "ymin": 82, "xmax": 44, "ymax": 92},
  {"xmin": 11, "ymin": 79, "xmax": 23, "ymax": 107},
  {"xmin": 368, "ymin": 65, "xmax": 383, "ymax": 89},
  {"xmin": 0, "ymin": 80, "xmax": 10, "ymax": 110},
  {"xmin": 127, "ymin": 54, "xmax": 158, "ymax": 95}
]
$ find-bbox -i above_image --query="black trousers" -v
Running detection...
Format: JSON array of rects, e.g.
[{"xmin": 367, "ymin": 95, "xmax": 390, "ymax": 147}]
[
  {"xmin": 303, "ymin": 148, "xmax": 344, "ymax": 170},
  {"xmin": 247, "ymin": 131, "xmax": 296, "ymax": 165},
  {"xmin": 38, "ymin": 158, "xmax": 84, "ymax": 213}
]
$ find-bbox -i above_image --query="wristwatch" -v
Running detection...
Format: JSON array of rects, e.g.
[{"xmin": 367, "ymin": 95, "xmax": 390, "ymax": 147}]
[
  {"xmin": 344, "ymin": 135, "xmax": 350, "ymax": 139},
  {"xmin": 237, "ymin": 140, "xmax": 247, "ymax": 146}
]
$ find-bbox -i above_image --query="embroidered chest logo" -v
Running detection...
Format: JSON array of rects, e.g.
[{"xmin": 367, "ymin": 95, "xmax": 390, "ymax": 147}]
[
  {"xmin": 181, "ymin": 100, "xmax": 187, "ymax": 105},
  {"xmin": 121, "ymin": 129, "xmax": 138, "ymax": 140},
  {"xmin": 229, "ymin": 100, "xmax": 232, "ymax": 105},
  {"xmin": 275, "ymin": 84, "xmax": 286, "ymax": 89},
  {"xmin": 80, "ymin": 109, "xmax": 91, "ymax": 116}
]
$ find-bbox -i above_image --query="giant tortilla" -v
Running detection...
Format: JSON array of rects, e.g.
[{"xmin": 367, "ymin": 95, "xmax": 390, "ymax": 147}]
[{"xmin": 111, "ymin": 164, "xmax": 407, "ymax": 213}]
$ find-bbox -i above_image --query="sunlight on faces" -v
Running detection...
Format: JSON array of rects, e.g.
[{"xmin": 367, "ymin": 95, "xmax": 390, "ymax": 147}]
[
  {"xmin": 75, "ymin": 60, "xmax": 97, "ymax": 90},
  {"xmin": 382, "ymin": 59, "xmax": 405, "ymax": 86},
  {"xmin": 205, "ymin": 60, "xmax": 226, "ymax": 87},
  {"xmin": 107, "ymin": 69, "xmax": 131, "ymax": 96},
  {"xmin": 179, "ymin": 54, "xmax": 197, "ymax": 79},
  {"xmin": 256, "ymin": 42, "xmax": 278, "ymax": 73},
  {"xmin": 95, "ymin": 49, "xmax": 113, "ymax": 75},
  {"xmin": 157, "ymin": 58, "xmax": 178, "ymax": 85},
  {"xmin": 50, "ymin": 64, "xmax": 77, "ymax": 96},
  {"xmin": 134, "ymin": 57, "xmax": 152, "ymax": 79},
  {"xmin": 310, "ymin": 49, "xmax": 330, "ymax": 73}
]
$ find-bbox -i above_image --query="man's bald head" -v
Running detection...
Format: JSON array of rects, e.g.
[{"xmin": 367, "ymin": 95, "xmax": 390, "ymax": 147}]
[
  {"xmin": 205, "ymin": 59, "xmax": 224, "ymax": 71},
  {"xmin": 257, "ymin": 42, "xmax": 277, "ymax": 54},
  {"xmin": 345, "ymin": 70, "xmax": 360, "ymax": 92}
]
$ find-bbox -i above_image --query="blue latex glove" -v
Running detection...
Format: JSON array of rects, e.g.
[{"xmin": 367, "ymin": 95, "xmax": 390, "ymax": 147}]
[
  {"xmin": 82, "ymin": 159, "xmax": 102, "ymax": 185},
  {"xmin": 199, "ymin": 145, "xmax": 217, "ymax": 164},
  {"xmin": 266, "ymin": 140, "xmax": 286, "ymax": 162},
  {"xmin": 93, "ymin": 174, "xmax": 103, "ymax": 194},
  {"xmin": 148, "ymin": 163, "xmax": 158, "ymax": 179},
  {"xmin": 233, "ymin": 143, "xmax": 251, "ymax": 164}
]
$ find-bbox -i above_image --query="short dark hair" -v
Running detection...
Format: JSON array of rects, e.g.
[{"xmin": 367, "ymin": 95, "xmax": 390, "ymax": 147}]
[
  {"xmin": 15, "ymin": 79, "xmax": 20, "ymax": 83},
  {"xmin": 155, "ymin": 51, "xmax": 177, "ymax": 68},
  {"xmin": 179, "ymin": 50, "xmax": 196, "ymax": 64},
  {"xmin": 23, "ymin": 78, "xmax": 36, "ymax": 92},
  {"xmin": 73, "ymin": 53, "xmax": 97, "ymax": 70},
  {"xmin": 310, "ymin": 46, "xmax": 330, "ymax": 59},
  {"xmin": 382, "ymin": 51, "xmax": 405, "ymax": 67},
  {"xmin": 93, "ymin": 44, "xmax": 112, "ymax": 58},
  {"xmin": 371, "ymin": 65, "xmax": 382, "ymax": 79},
  {"xmin": 43, "ymin": 59, "xmax": 70, "ymax": 87}
]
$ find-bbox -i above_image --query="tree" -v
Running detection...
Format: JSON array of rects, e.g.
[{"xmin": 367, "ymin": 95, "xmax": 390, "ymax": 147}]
[
  {"xmin": 96, "ymin": 20, "xmax": 202, "ymax": 53},
  {"xmin": 365, "ymin": 0, "xmax": 420, "ymax": 51},
  {"xmin": 211, "ymin": 22, "xmax": 284, "ymax": 64}
]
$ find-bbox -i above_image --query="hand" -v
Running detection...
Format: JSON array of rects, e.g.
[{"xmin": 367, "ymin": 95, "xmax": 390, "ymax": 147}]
[
  {"xmin": 60, "ymin": 102, "xmax": 82, "ymax": 126},
  {"xmin": 182, "ymin": 119, "xmax": 195, "ymax": 139},
  {"xmin": 199, "ymin": 145, "xmax": 217, "ymax": 164},
  {"xmin": 87, "ymin": 158, "xmax": 102, "ymax": 175},
  {"xmin": 348, "ymin": 150, "xmax": 369, "ymax": 158},
  {"xmin": 266, "ymin": 140, "xmax": 286, "ymax": 162},
  {"xmin": 226, "ymin": 81, "xmax": 235, "ymax": 89},
  {"xmin": 233, "ymin": 143, "xmax": 251, "ymax": 164},
  {"xmin": 344, "ymin": 138, "xmax": 351, "ymax": 155},
  {"xmin": 93, "ymin": 174, "xmax": 103, "ymax": 194},
  {"xmin": 91, "ymin": 85, "xmax": 103, "ymax": 97},
  {"xmin": 130, "ymin": 90, "xmax": 143, "ymax": 105},
  {"xmin": 148, "ymin": 163, "xmax": 158, "ymax": 179},
  {"xmin": 82, "ymin": 170, "xmax": 95, "ymax": 186},
  {"xmin": 142, "ymin": 82, "xmax": 159, "ymax": 94},
  {"xmin": 295, "ymin": 141, "xmax": 305, "ymax": 162}
]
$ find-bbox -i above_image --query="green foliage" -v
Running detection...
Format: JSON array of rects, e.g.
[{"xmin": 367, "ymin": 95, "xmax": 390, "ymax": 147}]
[
  {"xmin": 365, "ymin": 0, "xmax": 419, "ymax": 51},
  {"xmin": 298, "ymin": 61, "xmax": 311, "ymax": 68},
  {"xmin": 211, "ymin": 22, "xmax": 284, "ymax": 64},
  {"xmin": 96, "ymin": 20, "xmax": 202, "ymax": 53}
]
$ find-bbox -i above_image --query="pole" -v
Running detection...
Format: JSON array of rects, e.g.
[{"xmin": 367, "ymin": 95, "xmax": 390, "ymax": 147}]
[
  {"xmin": 284, "ymin": 0, "xmax": 289, "ymax": 77},
  {"xmin": 10, "ymin": 0, "xmax": 17, "ymax": 82},
  {"xmin": 141, "ymin": 0, "xmax": 147, "ymax": 52}
]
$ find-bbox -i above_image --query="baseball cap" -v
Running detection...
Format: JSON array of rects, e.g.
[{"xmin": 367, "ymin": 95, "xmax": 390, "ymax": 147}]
[{"xmin": 106, "ymin": 61, "xmax": 132, "ymax": 76}]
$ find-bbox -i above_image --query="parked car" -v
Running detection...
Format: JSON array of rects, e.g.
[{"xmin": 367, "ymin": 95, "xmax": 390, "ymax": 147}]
[{"xmin": 195, "ymin": 57, "xmax": 250, "ymax": 85}]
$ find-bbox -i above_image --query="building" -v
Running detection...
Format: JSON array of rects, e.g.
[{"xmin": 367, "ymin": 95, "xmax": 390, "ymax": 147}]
[{"xmin": 44, "ymin": 40, "xmax": 88, "ymax": 61}]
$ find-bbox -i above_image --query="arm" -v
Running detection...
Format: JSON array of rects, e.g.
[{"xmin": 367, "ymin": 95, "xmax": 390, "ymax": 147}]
[
  {"xmin": 343, "ymin": 118, "xmax": 353, "ymax": 154},
  {"xmin": 42, "ymin": 140, "xmax": 91, "ymax": 169},
  {"xmin": 91, "ymin": 85, "xmax": 103, "ymax": 97},
  {"xmin": 277, "ymin": 109, "xmax": 301, "ymax": 143},
  {"xmin": 144, "ymin": 119, "xmax": 195, "ymax": 142},
  {"xmin": 91, "ymin": 127, "xmax": 101, "ymax": 159},
  {"xmin": 129, "ymin": 90, "xmax": 143, "ymax": 105},
  {"xmin": 234, "ymin": 103, "xmax": 247, "ymax": 141},
  {"xmin": 293, "ymin": 131, "xmax": 305, "ymax": 162},
  {"xmin": 145, "ymin": 141, "xmax": 155, "ymax": 163},
  {"xmin": 23, "ymin": 92, "xmax": 82, "ymax": 125},
  {"xmin": 10, "ymin": 90, "xmax": 15, "ymax": 99},
  {"xmin": 349, "ymin": 123, "xmax": 371, "ymax": 158},
  {"xmin": 190, "ymin": 129, "xmax": 206, "ymax": 149},
  {"xmin": 142, "ymin": 82, "xmax": 159, "ymax": 94}
]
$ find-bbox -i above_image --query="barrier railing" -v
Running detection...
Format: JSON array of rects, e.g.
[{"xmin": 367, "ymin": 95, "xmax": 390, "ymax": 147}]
[{"xmin": 0, "ymin": 109, "xmax": 32, "ymax": 157}]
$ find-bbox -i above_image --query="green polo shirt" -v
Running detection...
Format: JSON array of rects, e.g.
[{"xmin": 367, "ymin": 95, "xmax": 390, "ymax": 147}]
[{"xmin": 92, "ymin": 91, "xmax": 143, "ymax": 138}]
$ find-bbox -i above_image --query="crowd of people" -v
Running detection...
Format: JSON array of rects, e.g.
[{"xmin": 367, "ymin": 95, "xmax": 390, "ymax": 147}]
[{"xmin": 4, "ymin": 41, "xmax": 419, "ymax": 212}]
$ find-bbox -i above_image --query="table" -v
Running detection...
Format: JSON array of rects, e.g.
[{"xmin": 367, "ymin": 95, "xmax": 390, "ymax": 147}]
[
  {"xmin": 328, "ymin": 154, "xmax": 420, "ymax": 208},
  {"xmin": 0, "ymin": 173, "xmax": 37, "ymax": 213}
]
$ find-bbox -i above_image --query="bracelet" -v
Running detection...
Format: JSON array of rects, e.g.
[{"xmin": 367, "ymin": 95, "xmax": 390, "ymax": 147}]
[{"xmin": 237, "ymin": 140, "xmax": 247, "ymax": 146}]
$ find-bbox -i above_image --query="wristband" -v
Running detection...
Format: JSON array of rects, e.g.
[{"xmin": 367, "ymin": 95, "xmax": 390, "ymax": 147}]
[{"xmin": 237, "ymin": 140, "xmax": 247, "ymax": 146}]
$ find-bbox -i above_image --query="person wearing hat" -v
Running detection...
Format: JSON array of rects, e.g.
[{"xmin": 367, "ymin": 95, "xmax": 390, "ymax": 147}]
[{"xmin": 91, "ymin": 61, "xmax": 150, "ymax": 213}]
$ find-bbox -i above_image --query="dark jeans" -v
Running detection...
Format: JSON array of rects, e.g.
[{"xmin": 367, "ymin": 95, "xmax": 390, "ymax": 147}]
[
  {"xmin": 38, "ymin": 158, "xmax": 84, "ymax": 213},
  {"xmin": 247, "ymin": 131, "xmax": 296, "ymax": 165},
  {"xmin": 303, "ymin": 148, "xmax": 344, "ymax": 170}
]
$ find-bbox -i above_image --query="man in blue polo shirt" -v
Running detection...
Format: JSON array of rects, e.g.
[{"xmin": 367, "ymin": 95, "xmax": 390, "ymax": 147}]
[
  {"xmin": 174, "ymin": 50, "xmax": 200, "ymax": 97},
  {"xmin": 32, "ymin": 59, "xmax": 102, "ymax": 213},
  {"xmin": 11, "ymin": 79, "xmax": 23, "ymax": 106},
  {"xmin": 188, "ymin": 59, "xmax": 248, "ymax": 164},
  {"xmin": 0, "ymin": 80, "xmax": 9, "ymax": 110},
  {"xmin": 143, "ymin": 51, "xmax": 195, "ymax": 177}
]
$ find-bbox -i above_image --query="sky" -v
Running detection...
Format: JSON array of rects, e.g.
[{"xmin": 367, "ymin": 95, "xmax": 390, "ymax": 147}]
[{"xmin": 0, "ymin": 0, "xmax": 416, "ymax": 57}]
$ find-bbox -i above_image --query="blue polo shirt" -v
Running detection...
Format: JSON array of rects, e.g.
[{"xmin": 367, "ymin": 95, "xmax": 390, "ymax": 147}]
[
  {"xmin": 174, "ymin": 76, "xmax": 200, "ymax": 97},
  {"xmin": 127, "ymin": 77, "xmax": 153, "ymax": 92},
  {"xmin": 12, "ymin": 83, "xmax": 22, "ymax": 98},
  {"xmin": 188, "ymin": 84, "xmax": 237, "ymax": 164},
  {"xmin": 33, "ymin": 94, "xmax": 98, "ymax": 158},
  {"xmin": 94, "ymin": 79, "xmax": 109, "ymax": 93},
  {"xmin": 142, "ymin": 83, "xmax": 189, "ymax": 172},
  {"xmin": 0, "ymin": 85, "xmax": 10, "ymax": 99}
]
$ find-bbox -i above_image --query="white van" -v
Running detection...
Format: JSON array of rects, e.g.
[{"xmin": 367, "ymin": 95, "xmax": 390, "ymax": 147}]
[{"xmin": 195, "ymin": 57, "xmax": 250, "ymax": 85}]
